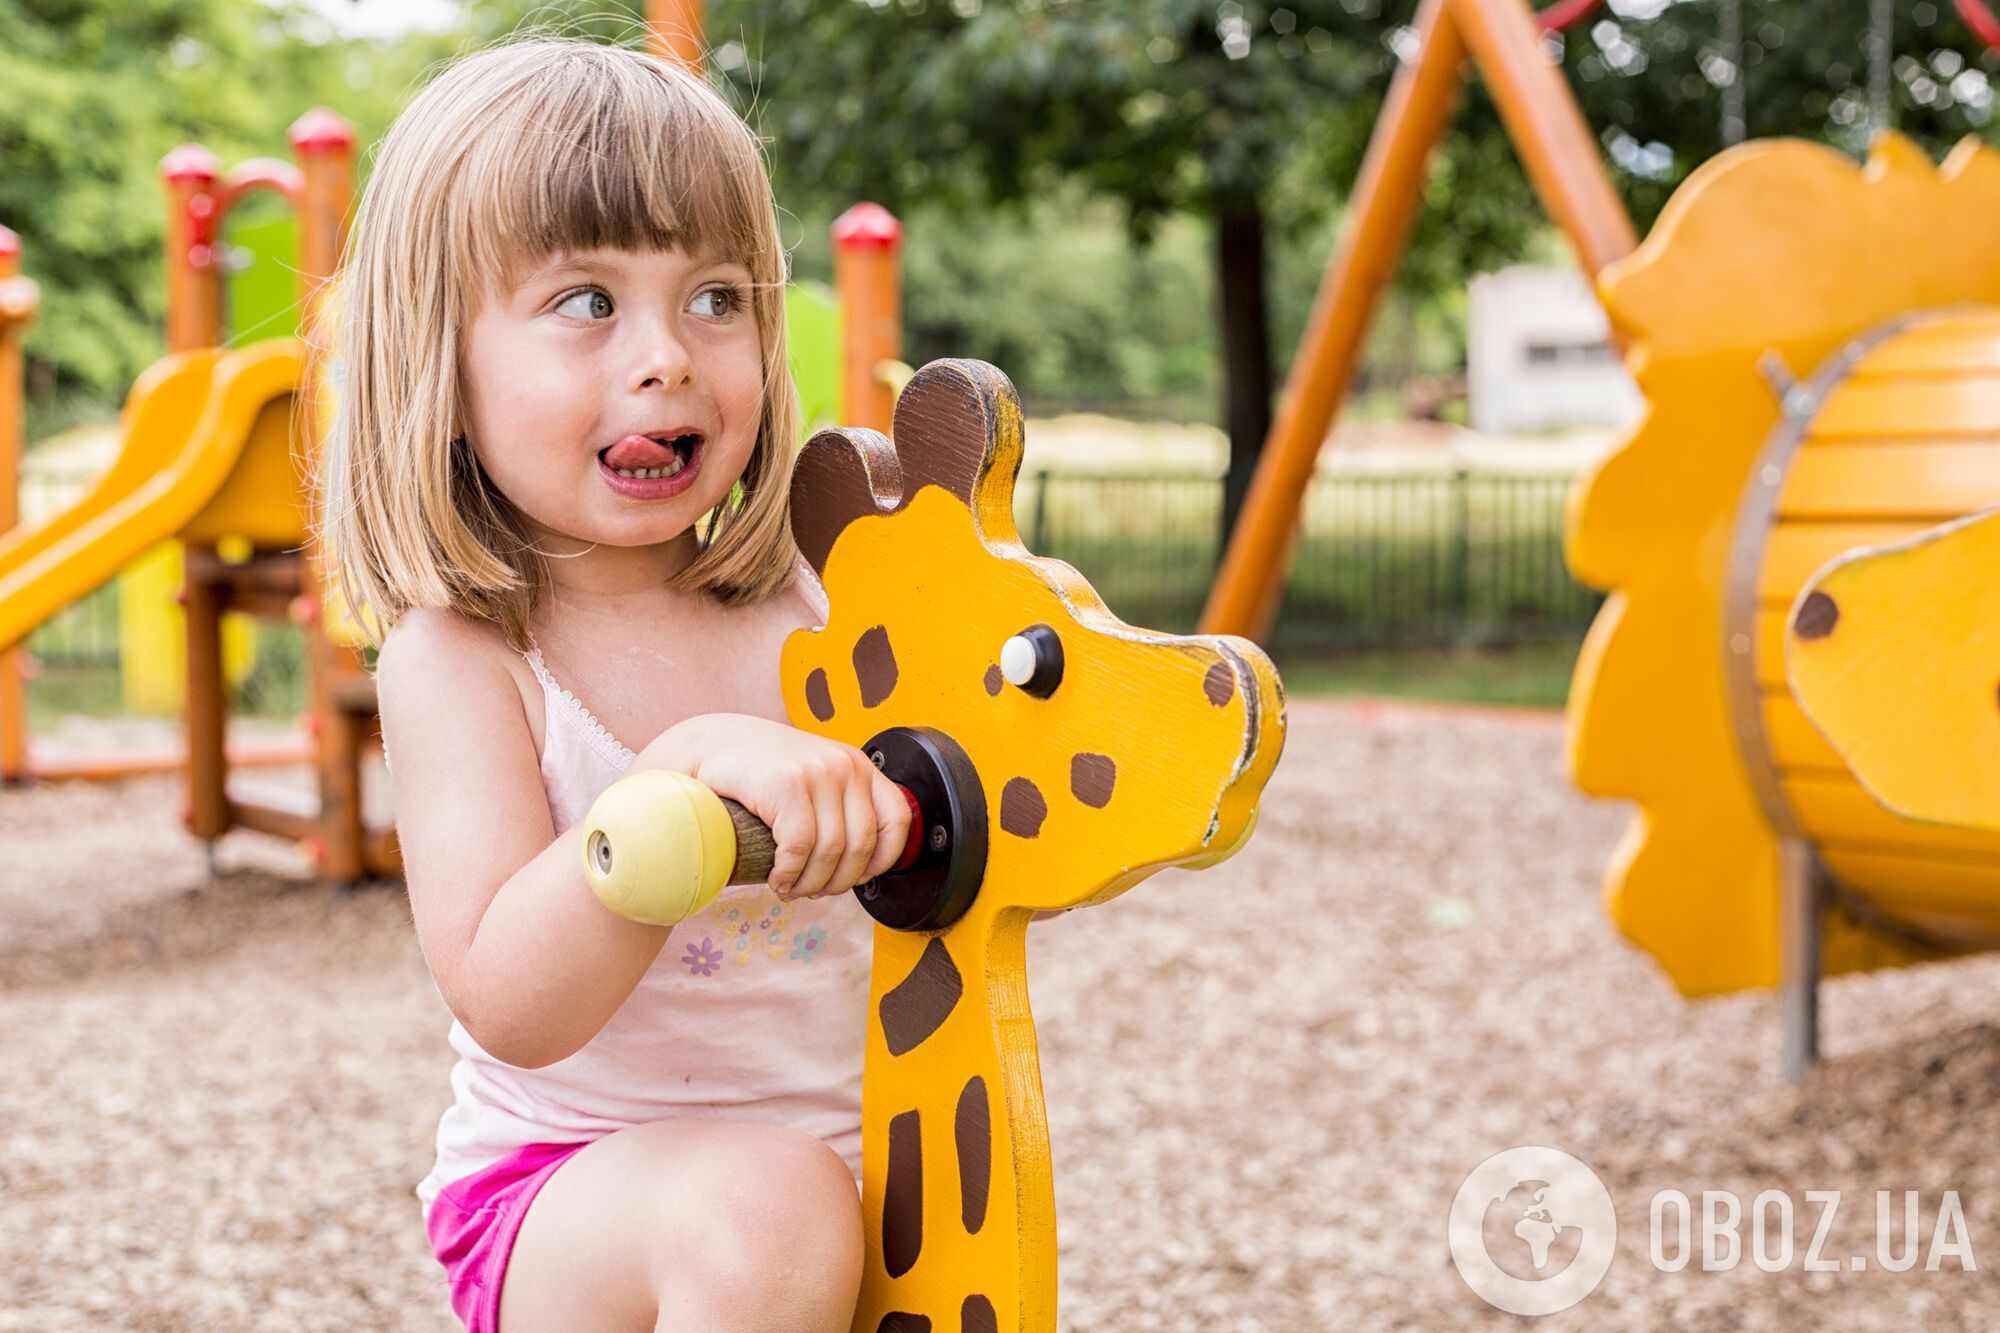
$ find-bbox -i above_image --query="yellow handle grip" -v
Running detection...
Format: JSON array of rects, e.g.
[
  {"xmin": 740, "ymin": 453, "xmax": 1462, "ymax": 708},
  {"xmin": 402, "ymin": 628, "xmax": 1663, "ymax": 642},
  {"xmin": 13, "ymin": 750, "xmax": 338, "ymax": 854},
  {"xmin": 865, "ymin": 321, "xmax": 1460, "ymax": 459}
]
[{"xmin": 581, "ymin": 770, "xmax": 740, "ymax": 925}]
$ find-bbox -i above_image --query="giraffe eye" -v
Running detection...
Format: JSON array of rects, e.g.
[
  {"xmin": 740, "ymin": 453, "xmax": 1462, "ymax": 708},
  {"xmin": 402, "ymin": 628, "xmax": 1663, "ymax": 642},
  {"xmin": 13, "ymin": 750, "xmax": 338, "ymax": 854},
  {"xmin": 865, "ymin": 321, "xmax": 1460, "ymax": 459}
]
[{"xmin": 999, "ymin": 624, "xmax": 1064, "ymax": 698}]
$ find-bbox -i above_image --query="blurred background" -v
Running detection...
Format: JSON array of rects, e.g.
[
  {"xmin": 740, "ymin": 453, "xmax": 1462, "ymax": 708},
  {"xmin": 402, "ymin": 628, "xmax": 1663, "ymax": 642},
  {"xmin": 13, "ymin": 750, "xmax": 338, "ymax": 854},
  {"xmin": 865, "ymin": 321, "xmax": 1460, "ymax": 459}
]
[{"xmin": 7, "ymin": 0, "xmax": 1993, "ymax": 736}]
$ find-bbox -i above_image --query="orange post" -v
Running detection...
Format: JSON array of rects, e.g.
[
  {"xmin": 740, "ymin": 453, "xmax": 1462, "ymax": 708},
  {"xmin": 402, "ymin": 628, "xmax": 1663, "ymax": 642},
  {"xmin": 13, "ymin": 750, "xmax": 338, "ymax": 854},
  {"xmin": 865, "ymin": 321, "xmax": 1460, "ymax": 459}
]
[
  {"xmin": 160, "ymin": 145, "xmax": 223, "ymax": 353},
  {"xmin": 1200, "ymin": 0, "xmax": 1468, "ymax": 641},
  {"xmin": 1446, "ymin": 0, "xmax": 1637, "ymax": 277},
  {"xmin": 0, "ymin": 227, "xmax": 38, "ymax": 782},
  {"xmin": 832, "ymin": 204, "xmax": 904, "ymax": 436},
  {"xmin": 290, "ymin": 108, "xmax": 366, "ymax": 883},
  {"xmin": 646, "ymin": 0, "xmax": 707, "ymax": 72},
  {"xmin": 1202, "ymin": 0, "xmax": 1635, "ymax": 643}
]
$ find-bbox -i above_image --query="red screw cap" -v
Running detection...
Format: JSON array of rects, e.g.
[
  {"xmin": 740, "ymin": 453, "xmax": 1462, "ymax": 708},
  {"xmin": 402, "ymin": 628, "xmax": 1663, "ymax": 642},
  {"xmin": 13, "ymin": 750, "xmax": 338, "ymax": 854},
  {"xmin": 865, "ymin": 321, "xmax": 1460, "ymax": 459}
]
[
  {"xmin": 160, "ymin": 144, "xmax": 221, "ymax": 185},
  {"xmin": 289, "ymin": 108, "xmax": 357, "ymax": 156},
  {"xmin": 832, "ymin": 203, "xmax": 903, "ymax": 252}
]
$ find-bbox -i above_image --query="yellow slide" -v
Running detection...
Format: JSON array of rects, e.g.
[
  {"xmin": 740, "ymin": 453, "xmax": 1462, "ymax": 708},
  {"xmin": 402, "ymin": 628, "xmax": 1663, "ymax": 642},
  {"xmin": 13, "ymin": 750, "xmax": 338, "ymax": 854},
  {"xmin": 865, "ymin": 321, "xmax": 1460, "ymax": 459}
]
[{"xmin": 0, "ymin": 339, "xmax": 305, "ymax": 652}]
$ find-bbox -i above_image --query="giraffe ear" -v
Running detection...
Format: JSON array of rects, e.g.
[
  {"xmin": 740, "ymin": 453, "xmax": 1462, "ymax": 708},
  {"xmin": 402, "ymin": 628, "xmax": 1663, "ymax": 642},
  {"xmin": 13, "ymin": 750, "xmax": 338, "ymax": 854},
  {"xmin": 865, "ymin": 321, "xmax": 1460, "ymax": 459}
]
[
  {"xmin": 789, "ymin": 425, "xmax": 904, "ymax": 576},
  {"xmin": 889, "ymin": 359, "xmax": 1026, "ymax": 533}
]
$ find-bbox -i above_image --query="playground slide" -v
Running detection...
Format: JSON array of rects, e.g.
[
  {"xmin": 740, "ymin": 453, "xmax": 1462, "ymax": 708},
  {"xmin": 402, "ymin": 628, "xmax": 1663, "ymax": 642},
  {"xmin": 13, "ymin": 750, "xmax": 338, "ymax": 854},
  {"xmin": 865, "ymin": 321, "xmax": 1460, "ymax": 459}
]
[{"xmin": 0, "ymin": 339, "xmax": 304, "ymax": 652}]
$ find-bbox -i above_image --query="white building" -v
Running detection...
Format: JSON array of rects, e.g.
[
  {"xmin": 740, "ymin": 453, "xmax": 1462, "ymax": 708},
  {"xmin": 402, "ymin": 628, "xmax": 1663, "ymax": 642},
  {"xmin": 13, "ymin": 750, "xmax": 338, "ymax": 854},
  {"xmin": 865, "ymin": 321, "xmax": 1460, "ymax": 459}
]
[{"xmin": 1467, "ymin": 264, "xmax": 1641, "ymax": 436}]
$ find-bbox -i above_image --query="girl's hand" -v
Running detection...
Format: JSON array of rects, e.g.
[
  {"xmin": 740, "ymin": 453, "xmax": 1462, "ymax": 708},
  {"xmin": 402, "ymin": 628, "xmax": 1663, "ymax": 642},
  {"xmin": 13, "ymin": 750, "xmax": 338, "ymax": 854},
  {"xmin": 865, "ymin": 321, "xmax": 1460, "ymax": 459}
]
[{"xmin": 633, "ymin": 715, "xmax": 913, "ymax": 902}]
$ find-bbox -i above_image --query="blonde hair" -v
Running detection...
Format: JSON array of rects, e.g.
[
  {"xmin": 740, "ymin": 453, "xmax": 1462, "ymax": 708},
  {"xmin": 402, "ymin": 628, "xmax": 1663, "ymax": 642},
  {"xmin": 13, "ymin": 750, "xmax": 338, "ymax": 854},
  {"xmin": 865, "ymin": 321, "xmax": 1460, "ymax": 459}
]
[{"xmin": 317, "ymin": 36, "xmax": 803, "ymax": 649}]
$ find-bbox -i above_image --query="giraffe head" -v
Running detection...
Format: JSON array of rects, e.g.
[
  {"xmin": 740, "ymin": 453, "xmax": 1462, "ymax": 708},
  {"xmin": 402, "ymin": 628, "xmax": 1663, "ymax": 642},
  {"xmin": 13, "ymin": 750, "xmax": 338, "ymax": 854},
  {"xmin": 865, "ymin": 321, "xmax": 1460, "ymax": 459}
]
[{"xmin": 779, "ymin": 358, "xmax": 1285, "ymax": 922}]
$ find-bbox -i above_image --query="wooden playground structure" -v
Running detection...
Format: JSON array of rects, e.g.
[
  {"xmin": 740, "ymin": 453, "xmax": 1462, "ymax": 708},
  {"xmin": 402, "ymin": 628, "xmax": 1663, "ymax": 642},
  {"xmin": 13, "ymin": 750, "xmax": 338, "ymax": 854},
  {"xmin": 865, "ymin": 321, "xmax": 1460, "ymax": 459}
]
[
  {"xmin": 0, "ymin": 8, "xmax": 908, "ymax": 888},
  {"xmin": 1198, "ymin": 0, "xmax": 2000, "ymax": 1081},
  {"xmin": 16, "ymin": 0, "xmax": 2000, "ymax": 1325}
]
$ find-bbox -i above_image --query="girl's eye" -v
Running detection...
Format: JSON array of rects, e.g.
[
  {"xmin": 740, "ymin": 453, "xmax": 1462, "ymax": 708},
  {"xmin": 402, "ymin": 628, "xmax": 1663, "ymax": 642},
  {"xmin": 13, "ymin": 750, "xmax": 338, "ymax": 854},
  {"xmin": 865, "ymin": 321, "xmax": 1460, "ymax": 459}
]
[
  {"xmin": 554, "ymin": 288, "xmax": 614, "ymax": 321},
  {"xmin": 690, "ymin": 286, "xmax": 745, "ymax": 318}
]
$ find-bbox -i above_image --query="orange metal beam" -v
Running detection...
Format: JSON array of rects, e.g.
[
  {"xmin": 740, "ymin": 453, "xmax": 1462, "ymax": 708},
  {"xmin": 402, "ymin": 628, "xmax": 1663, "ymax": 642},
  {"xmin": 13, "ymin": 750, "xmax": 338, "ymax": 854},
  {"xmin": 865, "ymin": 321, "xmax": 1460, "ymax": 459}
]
[
  {"xmin": 0, "ymin": 228, "xmax": 36, "ymax": 783},
  {"xmin": 1202, "ymin": 0, "xmax": 1635, "ymax": 643},
  {"xmin": 1447, "ymin": 0, "xmax": 1638, "ymax": 278},
  {"xmin": 832, "ymin": 204, "xmax": 905, "ymax": 436},
  {"xmin": 646, "ymin": 0, "xmax": 707, "ymax": 72},
  {"xmin": 1201, "ymin": 0, "xmax": 1469, "ymax": 641}
]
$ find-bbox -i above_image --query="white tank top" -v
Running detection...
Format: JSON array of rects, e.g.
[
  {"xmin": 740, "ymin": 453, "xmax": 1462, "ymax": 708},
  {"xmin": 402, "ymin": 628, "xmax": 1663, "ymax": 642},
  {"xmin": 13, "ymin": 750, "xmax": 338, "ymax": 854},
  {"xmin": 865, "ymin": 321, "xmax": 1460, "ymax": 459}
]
[{"xmin": 415, "ymin": 639, "xmax": 872, "ymax": 1216}]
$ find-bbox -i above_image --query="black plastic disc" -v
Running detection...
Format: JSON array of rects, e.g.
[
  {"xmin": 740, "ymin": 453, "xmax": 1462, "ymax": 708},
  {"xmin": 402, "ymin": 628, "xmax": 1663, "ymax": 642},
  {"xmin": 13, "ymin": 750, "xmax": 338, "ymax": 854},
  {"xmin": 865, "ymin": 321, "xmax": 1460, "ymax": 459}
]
[{"xmin": 853, "ymin": 725, "xmax": 988, "ymax": 932}]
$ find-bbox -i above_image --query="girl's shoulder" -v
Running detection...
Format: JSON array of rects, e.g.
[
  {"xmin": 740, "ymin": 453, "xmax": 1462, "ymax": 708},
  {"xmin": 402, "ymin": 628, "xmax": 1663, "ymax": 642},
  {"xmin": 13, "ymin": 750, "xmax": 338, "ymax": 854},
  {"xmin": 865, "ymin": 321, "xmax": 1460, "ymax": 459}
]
[{"xmin": 375, "ymin": 607, "xmax": 546, "ymax": 759}]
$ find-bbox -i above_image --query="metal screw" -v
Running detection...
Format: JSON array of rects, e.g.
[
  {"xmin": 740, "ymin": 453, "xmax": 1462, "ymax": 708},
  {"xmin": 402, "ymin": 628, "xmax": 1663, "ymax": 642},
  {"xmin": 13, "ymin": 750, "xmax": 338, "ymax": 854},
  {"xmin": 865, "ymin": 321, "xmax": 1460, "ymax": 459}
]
[
  {"xmin": 929, "ymin": 825, "xmax": 949, "ymax": 851},
  {"xmin": 868, "ymin": 750, "xmax": 886, "ymax": 770}
]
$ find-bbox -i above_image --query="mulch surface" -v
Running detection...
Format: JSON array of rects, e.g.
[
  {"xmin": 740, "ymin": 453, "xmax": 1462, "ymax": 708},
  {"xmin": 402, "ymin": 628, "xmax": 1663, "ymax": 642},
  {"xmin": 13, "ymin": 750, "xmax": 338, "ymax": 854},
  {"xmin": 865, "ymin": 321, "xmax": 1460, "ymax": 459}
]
[{"xmin": 4, "ymin": 700, "xmax": 1998, "ymax": 1330}]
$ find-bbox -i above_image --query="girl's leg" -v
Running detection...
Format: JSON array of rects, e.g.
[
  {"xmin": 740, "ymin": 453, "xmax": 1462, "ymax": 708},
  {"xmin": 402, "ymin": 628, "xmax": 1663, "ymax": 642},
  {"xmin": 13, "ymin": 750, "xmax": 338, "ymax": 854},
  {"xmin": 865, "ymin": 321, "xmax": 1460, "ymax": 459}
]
[{"xmin": 496, "ymin": 1119, "xmax": 865, "ymax": 1333}]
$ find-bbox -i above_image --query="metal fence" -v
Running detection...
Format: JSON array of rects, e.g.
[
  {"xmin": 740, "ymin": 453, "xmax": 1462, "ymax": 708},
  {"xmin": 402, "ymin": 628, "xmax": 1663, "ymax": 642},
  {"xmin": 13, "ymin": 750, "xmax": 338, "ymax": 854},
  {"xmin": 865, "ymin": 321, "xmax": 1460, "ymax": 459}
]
[
  {"xmin": 18, "ymin": 467, "xmax": 1600, "ymax": 704},
  {"xmin": 1020, "ymin": 468, "xmax": 1601, "ymax": 653}
]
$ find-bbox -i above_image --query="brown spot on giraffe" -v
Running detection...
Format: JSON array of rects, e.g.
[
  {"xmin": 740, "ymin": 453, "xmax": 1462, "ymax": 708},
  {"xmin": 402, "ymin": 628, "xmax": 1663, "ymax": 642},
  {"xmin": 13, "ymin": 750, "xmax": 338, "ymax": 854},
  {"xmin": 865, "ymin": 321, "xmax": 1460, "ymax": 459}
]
[
  {"xmin": 956, "ymin": 1075, "xmax": 991, "ymax": 1234},
  {"xmin": 884, "ymin": 1109, "xmax": 923, "ymax": 1279},
  {"xmin": 1070, "ymin": 753, "xmax": 1116, "ymax": 809},
  {"xmin": 876, "ymin": 1313, "xmax": 930, "ymax": 1332},
  {"xmin": 982, "ymin": 663, "xmax": 1003, "ymax": 696},
  {"xmin": 805, "ymin": 668, "xmax": 835, "ymax": 722},
  {"xmin": 855, "ymin": 624, "xmax": 899, "ymax": 708},
  {"xmin": 879, "ymin": 937, "xmax": 963, "ymax": 1057},
  {"xmin": 1203, "ymin": 659, "xmax": 1237, "ymax": 706},
  {"xmin": 961, "ymin": 1296, "xmax": 997, "ymax": 1333},
  {"xmin": 1000, "ymin": 778, "xmax": 1047, "ymax": 838},
  {"xmin": 1794, "ymin": 590, "xmax": 1839, "ymax": 640}
]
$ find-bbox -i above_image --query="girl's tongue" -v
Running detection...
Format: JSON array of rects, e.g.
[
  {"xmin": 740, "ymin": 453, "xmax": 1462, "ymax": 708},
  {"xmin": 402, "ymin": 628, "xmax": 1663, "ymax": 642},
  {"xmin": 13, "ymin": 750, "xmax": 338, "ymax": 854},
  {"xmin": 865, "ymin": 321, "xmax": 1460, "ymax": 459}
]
[{"xmin": 602, "ymin": 435, "xmax": 677, "ymax": 470}]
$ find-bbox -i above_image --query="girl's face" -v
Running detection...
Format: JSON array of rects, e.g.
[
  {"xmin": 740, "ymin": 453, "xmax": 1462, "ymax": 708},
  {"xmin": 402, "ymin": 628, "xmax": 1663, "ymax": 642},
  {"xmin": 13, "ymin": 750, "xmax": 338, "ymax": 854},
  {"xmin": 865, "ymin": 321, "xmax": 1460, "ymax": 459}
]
[{"xmin": 460, "ymin": 244, "xmax": 765, "ymax": 555}]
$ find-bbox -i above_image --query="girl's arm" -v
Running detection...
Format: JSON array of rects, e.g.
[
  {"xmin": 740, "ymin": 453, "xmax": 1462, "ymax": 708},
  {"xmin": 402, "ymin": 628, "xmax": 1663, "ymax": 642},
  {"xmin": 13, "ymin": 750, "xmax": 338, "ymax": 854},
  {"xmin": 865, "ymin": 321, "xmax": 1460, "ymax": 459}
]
[
  {"xmin": 378, "ymin": 609, "xmax": 671, "ymax": 1069},
  {"xmin": 379, "ymin": 609, "xmax": 914, "ymax": 1068}
]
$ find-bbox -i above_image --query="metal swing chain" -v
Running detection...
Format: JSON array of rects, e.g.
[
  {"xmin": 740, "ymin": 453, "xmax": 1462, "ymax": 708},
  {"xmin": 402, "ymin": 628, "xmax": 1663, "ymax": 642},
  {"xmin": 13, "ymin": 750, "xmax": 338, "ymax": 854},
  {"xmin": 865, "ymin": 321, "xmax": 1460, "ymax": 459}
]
[
  {"xmin": 1870, "ymin": 0, "xmax": 1895, "ymax": 137},
  {"xmin": 1721, "ymin": 0, "xmax": 1747, "ymax": 145}
]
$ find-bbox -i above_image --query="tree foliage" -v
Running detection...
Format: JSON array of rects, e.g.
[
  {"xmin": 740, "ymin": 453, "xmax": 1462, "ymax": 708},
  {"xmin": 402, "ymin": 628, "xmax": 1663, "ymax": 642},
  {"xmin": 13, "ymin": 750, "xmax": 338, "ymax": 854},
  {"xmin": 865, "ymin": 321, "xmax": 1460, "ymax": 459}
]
[{"xmin": 0, "ymin": 0, "xmax": 461, "ymax": 407}]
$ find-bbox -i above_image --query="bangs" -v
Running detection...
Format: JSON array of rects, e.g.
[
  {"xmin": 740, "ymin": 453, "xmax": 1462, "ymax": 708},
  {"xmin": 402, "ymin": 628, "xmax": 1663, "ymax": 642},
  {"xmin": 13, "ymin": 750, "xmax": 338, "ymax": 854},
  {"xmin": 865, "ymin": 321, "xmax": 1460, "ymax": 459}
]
[{"xmin": 448, "ymin": 45, "xmax": 774, "ymax": 298}]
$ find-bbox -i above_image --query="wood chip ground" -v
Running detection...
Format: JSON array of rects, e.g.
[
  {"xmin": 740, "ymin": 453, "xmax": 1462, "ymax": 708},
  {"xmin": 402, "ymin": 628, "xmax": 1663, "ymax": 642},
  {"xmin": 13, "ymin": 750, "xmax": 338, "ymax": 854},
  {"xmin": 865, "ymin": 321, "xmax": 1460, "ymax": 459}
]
[{"xmin": 4, "ymin": 700, "xmax": 1997, "ymax": 1329}]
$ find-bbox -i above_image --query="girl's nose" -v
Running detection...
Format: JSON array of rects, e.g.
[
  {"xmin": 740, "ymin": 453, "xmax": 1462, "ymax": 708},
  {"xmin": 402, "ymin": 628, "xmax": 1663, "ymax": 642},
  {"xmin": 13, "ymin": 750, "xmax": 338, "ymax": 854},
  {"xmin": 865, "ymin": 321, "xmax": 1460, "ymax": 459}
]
[{"xmin": 632, "ymin": 319, "xmax": 694, "ymax": 390}]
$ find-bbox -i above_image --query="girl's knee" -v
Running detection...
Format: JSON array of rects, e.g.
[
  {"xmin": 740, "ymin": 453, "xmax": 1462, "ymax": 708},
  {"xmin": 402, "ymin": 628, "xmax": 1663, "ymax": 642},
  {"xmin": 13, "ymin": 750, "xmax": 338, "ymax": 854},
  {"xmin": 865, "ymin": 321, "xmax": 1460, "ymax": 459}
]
[{"xmin": 675, "ymin": 1128, "xmax": 863, "ymax": 1287}]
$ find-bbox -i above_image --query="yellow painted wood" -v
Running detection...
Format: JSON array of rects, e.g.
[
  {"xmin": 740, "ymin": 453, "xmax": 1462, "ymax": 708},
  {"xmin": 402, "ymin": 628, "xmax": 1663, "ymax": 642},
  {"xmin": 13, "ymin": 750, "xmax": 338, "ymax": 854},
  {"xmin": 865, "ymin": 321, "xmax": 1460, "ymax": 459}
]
[
  {"xmin": 1567, "ymin": 133, "xmax": 2000, "ymax": 995},
  {"xmin": 1805, "ymin": 377, "xmax": 2000, "ymax": 439},
  {"xmin": 1787, "ymin": 507, "xmax": 2000, "ymax": 832},
  {"xmin": 116, "ymin": 541, "xmax": 259, "ymax": 714},
  {"xmin": 1758, "ymin": 522, "xmax": 1935, "ymax": 601},
  {"xmin": 1777, "ymin": 443, "xmax": 2000, "ymax": 519},
  {"xmin": 779, "ymin": 360, "xmax": 1286, "ymax": 1331},
  {"xmin": 1784, "ymin": 773, "xmax": 2000, "ymax": 856},
  {"xmin": 1821, "ymin": 848, "xmax": 2000, "ymax": 933},
  {"xmin": 1760, "ymin": 692, "xmax": 1847, "ymax": 773}
]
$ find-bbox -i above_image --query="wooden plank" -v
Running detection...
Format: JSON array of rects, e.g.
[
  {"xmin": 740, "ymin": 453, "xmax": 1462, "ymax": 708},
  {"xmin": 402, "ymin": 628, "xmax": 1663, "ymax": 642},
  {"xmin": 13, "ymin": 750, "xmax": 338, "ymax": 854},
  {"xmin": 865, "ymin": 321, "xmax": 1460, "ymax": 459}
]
[
  {"xmin": 1789, "ymin": 774, "xmax": 2000, "ymax": 857},
  {"xmin": 1807, "ymin": 376, "xmax": 2000, "ymax": 439},
  {"xmin": 1759, "ymin": 521, "xmax": 1936, "ymax": 601},
  {"xmin": 1822, "ymin": 847, "xmax": 2000, "ymax": 933},
  {"xmin": 1761, "ymin": 691, "xmax": 1846, "ymax": 772},
  {"xmin": 1776, "ymin": 442, "xmax": 2000, "ymax": 520},
  {"xmin": 1847, "ymin": 315, "xmax": 2000, "ymax": 375}
]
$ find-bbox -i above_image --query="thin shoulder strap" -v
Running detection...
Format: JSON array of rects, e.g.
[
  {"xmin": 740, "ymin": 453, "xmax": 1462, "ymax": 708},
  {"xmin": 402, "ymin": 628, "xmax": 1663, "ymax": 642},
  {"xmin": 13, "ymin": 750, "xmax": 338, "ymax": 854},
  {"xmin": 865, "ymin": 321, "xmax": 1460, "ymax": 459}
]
[{"xmin": 522, "ymin": 636, "xmax": 636, "ymax": 767}]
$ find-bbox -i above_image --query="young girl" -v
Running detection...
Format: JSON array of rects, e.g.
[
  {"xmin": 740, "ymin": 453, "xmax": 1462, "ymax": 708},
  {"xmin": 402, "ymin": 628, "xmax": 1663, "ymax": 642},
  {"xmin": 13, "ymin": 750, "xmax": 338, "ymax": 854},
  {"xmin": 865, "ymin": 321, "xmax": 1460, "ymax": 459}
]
[{"xmin": 319, "ymin": 37, "xmax": 905, "ymax": 1333}]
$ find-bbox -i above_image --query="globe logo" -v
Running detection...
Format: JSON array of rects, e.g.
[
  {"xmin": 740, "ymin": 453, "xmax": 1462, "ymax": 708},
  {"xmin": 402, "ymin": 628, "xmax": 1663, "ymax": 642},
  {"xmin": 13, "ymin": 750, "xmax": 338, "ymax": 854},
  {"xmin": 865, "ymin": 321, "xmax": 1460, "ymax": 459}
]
[{"xmin": 1449, "ymin": 1146, "xmax": 1617, "ymax": 1316}]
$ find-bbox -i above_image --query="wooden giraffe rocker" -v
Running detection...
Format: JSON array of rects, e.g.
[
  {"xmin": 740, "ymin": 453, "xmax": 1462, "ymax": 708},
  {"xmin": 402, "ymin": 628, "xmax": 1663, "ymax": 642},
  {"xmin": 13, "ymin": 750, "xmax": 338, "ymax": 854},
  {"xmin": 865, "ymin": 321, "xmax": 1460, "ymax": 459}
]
[{"xmin": 582, "ymin": 359, "xmax": 1286, "ymax": 1331}]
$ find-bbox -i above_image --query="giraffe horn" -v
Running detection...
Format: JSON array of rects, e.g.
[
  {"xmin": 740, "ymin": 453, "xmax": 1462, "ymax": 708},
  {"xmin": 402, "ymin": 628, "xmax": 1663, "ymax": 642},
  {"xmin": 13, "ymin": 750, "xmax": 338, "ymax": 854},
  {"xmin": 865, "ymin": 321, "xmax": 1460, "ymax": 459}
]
[{"xmin": 789, "ymin": 425, "xmax": 905, "ymax": 576}]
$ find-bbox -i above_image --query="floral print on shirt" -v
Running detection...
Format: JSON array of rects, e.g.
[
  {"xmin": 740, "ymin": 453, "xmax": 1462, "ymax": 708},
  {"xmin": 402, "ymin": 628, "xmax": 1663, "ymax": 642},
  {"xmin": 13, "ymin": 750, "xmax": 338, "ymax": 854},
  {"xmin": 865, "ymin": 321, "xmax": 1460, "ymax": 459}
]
[{"xmin": 678, "ymin": 891, "xmax": 839, "ymax": 977}]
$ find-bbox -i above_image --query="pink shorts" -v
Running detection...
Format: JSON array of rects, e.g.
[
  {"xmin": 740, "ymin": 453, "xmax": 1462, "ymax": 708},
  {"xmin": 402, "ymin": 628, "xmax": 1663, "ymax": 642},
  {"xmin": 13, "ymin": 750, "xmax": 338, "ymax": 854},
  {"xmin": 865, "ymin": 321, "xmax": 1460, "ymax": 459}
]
[{"xmin": 424, "ymin": 1141, "xmax": 593, "ymax": 1333}]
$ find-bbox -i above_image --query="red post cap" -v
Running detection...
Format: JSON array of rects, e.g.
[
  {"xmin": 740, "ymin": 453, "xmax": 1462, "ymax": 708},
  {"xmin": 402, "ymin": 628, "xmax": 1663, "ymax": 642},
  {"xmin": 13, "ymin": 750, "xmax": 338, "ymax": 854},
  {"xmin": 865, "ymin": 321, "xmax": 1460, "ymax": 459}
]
[
  {"xmin": 160, "ymin": 144, "xmax": 221, "ymax": 185},
  {"xmin": 832, "ymin": 202, "xmax": 903, "ymax": 252},
  {"xmin": 289, "ymin": 108, "xmax": 358, "ymax": 156},
  {"xmin": 0, "ymin": 226, "xmax": 18, "ymax": 260}
]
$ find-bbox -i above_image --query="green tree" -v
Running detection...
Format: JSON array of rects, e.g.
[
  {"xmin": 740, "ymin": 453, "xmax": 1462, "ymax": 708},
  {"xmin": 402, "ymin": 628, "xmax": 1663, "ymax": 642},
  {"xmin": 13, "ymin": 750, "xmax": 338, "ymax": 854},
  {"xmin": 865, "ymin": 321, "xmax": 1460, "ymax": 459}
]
[
  {"xmin": 706, "ymin": 1, "xmax": 1498, "ymax": 547},
  {"xmin": 0, "ymin": 0, "xmax": 460, "ymax": 420}
]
